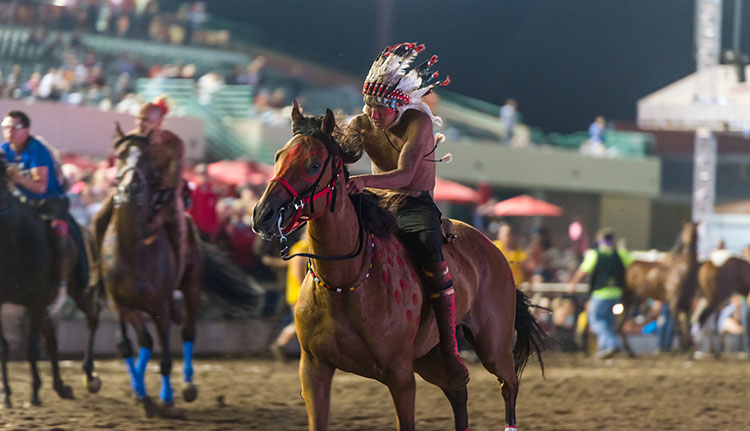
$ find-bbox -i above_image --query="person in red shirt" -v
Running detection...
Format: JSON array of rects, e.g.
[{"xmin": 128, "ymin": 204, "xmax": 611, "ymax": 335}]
[{"xmin": 187, "ymin": 163, "xmax": 219, "ymax": 241}]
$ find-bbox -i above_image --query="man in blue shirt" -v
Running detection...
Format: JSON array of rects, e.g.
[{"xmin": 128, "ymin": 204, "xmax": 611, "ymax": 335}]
[{"xmin": 1, "ymin": 110, "xmax": 73, "ymax": 303}]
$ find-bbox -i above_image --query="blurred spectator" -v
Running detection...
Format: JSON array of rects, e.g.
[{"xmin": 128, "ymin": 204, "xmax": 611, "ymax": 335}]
[
  {"xmin": 196, "ymin": 71, "xmax": 224, "ymax": 105},
  {"xmin": 568, "ymin": 227, "xmax": 633, "ymax": 359},
  {"xmin": 492, "ymin": 223, "xmax": 528, "ymax": 287},
  {"xmin": 270, "ymin": 226, "xmax": 308, "ymax": 360},
  {"xmin": 581, "ymin": 116, "xmax": 606, "ymax": 157},
  {"xmin": 188, "ymin": 163, "xmax": 220, "ymax": 241},
  {"xmin": 717, "ymin": 294, "xmax": 747, "ymax": 352},
  {"xmin": 499, "ymin": 98, "xmax": 518, "ymax": 144}
]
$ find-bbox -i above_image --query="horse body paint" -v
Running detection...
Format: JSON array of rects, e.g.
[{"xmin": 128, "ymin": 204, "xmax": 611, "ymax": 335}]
[{"xmin": 253, "ymin": 103, "xmax": 546, "ymax": 431}]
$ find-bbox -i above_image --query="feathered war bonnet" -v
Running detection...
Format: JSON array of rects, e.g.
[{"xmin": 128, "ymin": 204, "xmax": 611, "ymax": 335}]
[{"xmin": 362, "ymin": 42, "xmax": 450, "ymax": 127}]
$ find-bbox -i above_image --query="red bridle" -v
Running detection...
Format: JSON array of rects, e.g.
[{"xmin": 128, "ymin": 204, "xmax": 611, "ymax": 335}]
[{"xmin": 269, "ymin": 157, "xmax": 343, "ymax": 235}]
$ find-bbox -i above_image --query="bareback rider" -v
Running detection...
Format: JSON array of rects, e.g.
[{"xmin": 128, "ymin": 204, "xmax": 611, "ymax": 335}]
[
  {"xmin": 345, "ymin": 43, "xmax": 468, "ymax": 389},
  {"xmin": 1, "ymin": 110, "xmax": 74, "ymax": 302},
  {"xmin": 93, "ymin": 97, "xmax": 188, "ymax": 278}
]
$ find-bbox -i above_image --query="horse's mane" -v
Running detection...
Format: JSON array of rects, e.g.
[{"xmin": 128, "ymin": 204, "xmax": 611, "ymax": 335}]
[
  {"xmin": 293, "ymin": 111, "xmax": 363, "ymax": 165},
  {"xmin": 349, "ymin": 190, "xmax": 396, "ymax": 239}
]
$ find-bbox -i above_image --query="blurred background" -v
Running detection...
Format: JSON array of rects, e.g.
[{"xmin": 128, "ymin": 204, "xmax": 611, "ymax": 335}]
[{"xmin": 0, "ymin": 0, "xmax": 749, "ymax": 358}]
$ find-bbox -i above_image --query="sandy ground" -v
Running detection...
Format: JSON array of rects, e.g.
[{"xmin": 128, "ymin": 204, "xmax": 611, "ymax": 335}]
[{"xmin": 0, "ymin": 353, "xmax": 747, "ymax": 430}]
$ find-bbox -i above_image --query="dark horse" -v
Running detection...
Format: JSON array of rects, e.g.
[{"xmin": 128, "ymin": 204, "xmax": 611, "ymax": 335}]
[
  {"xmin": 621, "ymin": 221, "xmax": 699, "ymax": 354},
  {"xmin": 0, "ymin": 155, "xmax": 105, "ymax": 407},
  {"xmin": 252, "ymin": 104, "xmax": 546, "ymax": 431},
  {"xmin": 99, "ymin": 126, "xmax": 260, "ymax": 416},
  {"xmin": 697, "ymin": 255, "xmax": 750, "ymax": 357}
]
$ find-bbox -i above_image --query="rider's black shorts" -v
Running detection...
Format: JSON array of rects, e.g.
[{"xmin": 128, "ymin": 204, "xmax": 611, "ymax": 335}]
[
  {"xmin": 35, "ymin": 196, "xmax": 69, "ymax": 221},
  {"xmin": 395, "ymin": 192, "xmax": 444, "ymax": 268}
]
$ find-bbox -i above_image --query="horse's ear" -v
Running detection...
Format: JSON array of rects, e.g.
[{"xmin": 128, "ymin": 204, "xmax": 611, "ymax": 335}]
[
  {"xmin": 114, "ymin": 121, "xmax": 124, "ymax": 139},
  {"xmin": 321, "ymin": 108, "xmax": 336, "ymax": 136},
  {"xmin": 291, "ymin": 99, "xmax": 304, "ymax": 127}
]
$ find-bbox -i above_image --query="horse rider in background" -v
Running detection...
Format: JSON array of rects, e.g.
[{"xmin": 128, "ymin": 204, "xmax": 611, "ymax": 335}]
[
  {"xmin": 94, "ymin": 96, "xmax": 189, "ymax": 279},
  {"xmin": 1, "ymin": 109, "xmax": 84, "ymax": 309}
]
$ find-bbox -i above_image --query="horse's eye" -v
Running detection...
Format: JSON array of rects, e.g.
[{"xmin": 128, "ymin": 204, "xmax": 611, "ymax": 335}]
[{"xmin": 311, "ymin": 162, "xmax": 322, "ymax": 170}]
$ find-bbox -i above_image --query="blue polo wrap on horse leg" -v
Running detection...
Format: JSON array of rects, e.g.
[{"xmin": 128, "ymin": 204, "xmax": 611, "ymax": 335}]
[
  {"xmin": 125, "ymin": 356, "xmax": 146, "ymax": 398},
  {"xmin": 183, "ymin": 341, "xmax": 194, "ymax": 383},
  {"xmin": 135, "ymin": 347, "xmax": 151, "ymax": 377},
  {"xmin": 160, "ymin": 374, "xmax": 173, "ymax": 404}
]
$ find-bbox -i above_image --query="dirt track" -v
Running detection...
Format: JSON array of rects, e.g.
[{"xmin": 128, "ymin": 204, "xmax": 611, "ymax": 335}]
[{"xmin": 0, "ymin": 353, "xmax": 747, "ymax": 430}]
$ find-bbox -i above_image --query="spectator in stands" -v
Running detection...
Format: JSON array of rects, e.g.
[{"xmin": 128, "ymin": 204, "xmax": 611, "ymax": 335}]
[
  {"xmin": 492, "ymin": 223, "xmax": 528, "ymax": 287},
  {"xmin": 196, "ymin": 71, "xmax": 224, "ymax": 105},
  {"xmin": 568, "ymin": 227, "xmax": 633, "ymax": 359},
  {"xmin": 582, "ymin": 115, "xmax": 607, "ymax": 157},
  {"xmin": 499, "ymin": 98, "xmax": 518, "ymax": 144},
  {"xmin": 717, "ymin": 294, "xmax": 747, "ymax": 352}
]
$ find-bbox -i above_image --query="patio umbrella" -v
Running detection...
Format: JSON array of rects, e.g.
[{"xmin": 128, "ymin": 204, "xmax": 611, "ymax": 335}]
[
  {"xmin": 207, "ymin": 159, "xmax": 274, "ymax": 186},
  {"xmin": 433, "ymin": 177, "xmax": 481, "ymax": 204},
  {"xmin": 492, "ymin": 194, "xmax": 563, "ymax": 217}
]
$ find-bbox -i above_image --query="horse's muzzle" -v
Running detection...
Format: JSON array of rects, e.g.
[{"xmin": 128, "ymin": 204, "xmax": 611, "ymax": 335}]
[{"xmin": 252, "ymin": 201, "xmax": 280, "ymax": 237}]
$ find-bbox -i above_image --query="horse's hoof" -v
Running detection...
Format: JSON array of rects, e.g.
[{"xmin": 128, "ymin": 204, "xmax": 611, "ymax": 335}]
[
  {"xmin": 139, "ymin": 396, "xmax": 157, "ymax": 418},
  {"xmin": 55, "ymin": 384, "xmax": 74, "ymax": 400},
  {"xmin": 182, "ymin": 383, "xmax": 197, "ymax": 403},
  {"xmin": 85, "ymin": 374, "xmax": 102, "ymax": 394},
  {"xmin": 29, "ymin": 397, "xmax": 42, "ymax": 407},
  {"xmin": 1, "ymin": 396, "xmax": 11, "ymax": 409},
  {"xmin": 156, "ymin": 403, "xmax": 186, "ymax": 420}
]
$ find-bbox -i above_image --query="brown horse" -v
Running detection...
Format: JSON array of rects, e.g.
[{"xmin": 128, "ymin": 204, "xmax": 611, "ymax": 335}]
[
  {"xmin": 252, "ymin": 104, "xmax": 546, "ymax": 431},
  {"xmin": 696, "ymin": 256, "xmax": 750, "ymax": 357},
  {"xmin": 99, "ymin": 127, "xmax": 261, "ymax": 415},
  {"xmin": 621, "ymin": 221, "xmax": 699, "ymax": 354}
]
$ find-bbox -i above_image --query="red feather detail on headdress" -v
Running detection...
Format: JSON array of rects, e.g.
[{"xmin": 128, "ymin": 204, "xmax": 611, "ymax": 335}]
[
  {"xmin": 431, "ymin": 71, "xmax": 439, "ymax": 78},
  {"xmin": 439, "ymin": 75, "xmax": 451, "ymax": 86},
  {"xmin": 415, "ymin": 44, "xmax": 425, "ymax": 53},
  {"xmin": 428, "ymin": 55, "xmax": 438, "ymax": 66}
]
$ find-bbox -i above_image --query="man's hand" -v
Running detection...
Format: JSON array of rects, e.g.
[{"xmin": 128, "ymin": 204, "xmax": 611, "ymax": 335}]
[
  {"xmin": 346, "ymin": 176, "xmax": 368, "ymax": 195},
  {"xmin": 5, "ymin": 165, "xmax": 21, "ymax": 182}
]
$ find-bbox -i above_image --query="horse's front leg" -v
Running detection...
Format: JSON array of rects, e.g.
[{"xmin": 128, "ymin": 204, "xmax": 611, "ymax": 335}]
[
  {"xmin": 0, "ymin": 303, "xmax": 11, "ymax": 408},
  {"xmin": 384, "ymin": 365, "xmax": 417, "ymax": 431},
  {"xmin": 26, "ymin": 308, "xmax": 43, "ymax": 406},
  {"xmin": 41, "ymin": 313, "xmax": 73, "ymax": 400},
  {"xmin": 300, "ymin": 352, "xmax": 335, "ymax": 431},
  {"xmin": 154, "ymin": 305, "xmax": 174, "ymax": 407}
]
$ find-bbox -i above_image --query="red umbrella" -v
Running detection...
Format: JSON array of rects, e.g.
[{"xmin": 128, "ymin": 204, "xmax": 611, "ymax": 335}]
[
  {"xmin": 207, "ymin": 159, "xmax": 274, "ymax": 186},
  {"xmin": 433, "ymin": 177, "xmax": 481, "ymax": 204},
  {"xmin": 492, "ymin": 195, "xmax": 563, "ymax": 217}
]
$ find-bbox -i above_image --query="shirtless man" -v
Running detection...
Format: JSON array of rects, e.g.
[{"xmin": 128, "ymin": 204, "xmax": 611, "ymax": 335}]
[{"xmin": 346, "ymin": 43, "xmax": 467, "ymax": 389}]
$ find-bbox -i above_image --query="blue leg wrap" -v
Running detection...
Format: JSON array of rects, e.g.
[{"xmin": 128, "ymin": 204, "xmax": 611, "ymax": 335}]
[
  {"xmin": 183, "ymin": 341, "xmax": 194, "ymax": 383},
  {"xmin": 125, "ymin": 356, "xmax": 146, "ymax": 399},
  {"xmin": 135, "ymin": 347, "xmax": 151, "ymax": 376},
  {"xmin": 160, "ymin": 374, "xmax": 173, "ymax": 404}
]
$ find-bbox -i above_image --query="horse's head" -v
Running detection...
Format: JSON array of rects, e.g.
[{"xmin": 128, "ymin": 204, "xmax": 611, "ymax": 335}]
[
  {"xmin": 681, "ymin": 220, "xmax": 698, "ymax": 248},
  {"xmin": 252, "ymin": 101, "xmax": 360, "ymax": 238},
  {"xmin": 112, "ymin": 122, "xmax": 156, "ymax": 210}
]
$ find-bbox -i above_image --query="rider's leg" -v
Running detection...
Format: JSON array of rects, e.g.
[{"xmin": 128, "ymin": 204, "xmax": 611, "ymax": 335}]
[
  {"xmin": 423, "ymin": 259, "xmax": 470, "ymax": 391},
  {"xmin": 164, "ymin": 196, "xmax": 187, "ymax": 279}
]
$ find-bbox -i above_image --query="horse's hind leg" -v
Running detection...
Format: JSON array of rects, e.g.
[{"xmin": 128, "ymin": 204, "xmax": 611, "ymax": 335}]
[
  {"xmin": 40, "ymin": 313, "xmax": 73, "ymax": 399},
  {"xmin": 300, "ymin": 352, "xmax": 335, "ymax": 431},
  {"xmin": 414, "ymin": 346, "xmax": 468, "ymax": 431},
  {"xmin": 0, "ymin": 304, "xmax": 12, "ymax": 408},
  {"xmin": 179, "ymin": 262, "xmax": 200, "ymax": 403},
  {"xmin": 82, "ymin": 296, "xmax": 102, "ymax": 393},
  {"xmin": 463, "ymin": 323, "xmax": 519, "ymax": 430}
]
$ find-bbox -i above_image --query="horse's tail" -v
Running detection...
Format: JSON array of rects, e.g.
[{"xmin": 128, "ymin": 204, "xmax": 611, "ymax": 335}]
[
  {"xmin": 513, "ymin": 288, "xmax": 549, "ymax": 378},
  {"xmin": 200, "ymin": 239, "xmax": 264, "ymax": 315}
]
